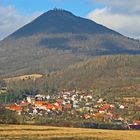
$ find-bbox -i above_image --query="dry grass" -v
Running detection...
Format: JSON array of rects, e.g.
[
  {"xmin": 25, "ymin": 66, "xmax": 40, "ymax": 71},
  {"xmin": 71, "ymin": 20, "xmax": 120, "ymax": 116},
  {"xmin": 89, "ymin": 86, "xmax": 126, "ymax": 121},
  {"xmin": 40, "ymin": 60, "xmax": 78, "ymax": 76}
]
[
  {"xmin": 0, "ymin": 125, "xmax": 140, "ymax": 140},
  {"xmin": 5, "ymin": 74, "xmax": 43, "ymax": 82}
]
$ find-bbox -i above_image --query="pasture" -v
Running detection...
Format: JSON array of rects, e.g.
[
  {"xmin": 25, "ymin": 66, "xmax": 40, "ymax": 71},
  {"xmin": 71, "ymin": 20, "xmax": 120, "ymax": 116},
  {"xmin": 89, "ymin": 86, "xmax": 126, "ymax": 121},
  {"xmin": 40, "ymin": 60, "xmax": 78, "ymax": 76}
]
[{"xmin": 0, "ymin": 125, "xmax": 140, "ymax": 140}]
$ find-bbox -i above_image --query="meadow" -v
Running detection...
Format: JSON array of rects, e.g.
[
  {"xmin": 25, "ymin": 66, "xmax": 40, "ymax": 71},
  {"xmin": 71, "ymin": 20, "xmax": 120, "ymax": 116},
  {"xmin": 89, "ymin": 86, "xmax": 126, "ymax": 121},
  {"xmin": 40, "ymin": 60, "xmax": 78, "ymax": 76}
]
[{"xmin": 0, "ymin": 125, "xmax": 140, "ymax": 140}]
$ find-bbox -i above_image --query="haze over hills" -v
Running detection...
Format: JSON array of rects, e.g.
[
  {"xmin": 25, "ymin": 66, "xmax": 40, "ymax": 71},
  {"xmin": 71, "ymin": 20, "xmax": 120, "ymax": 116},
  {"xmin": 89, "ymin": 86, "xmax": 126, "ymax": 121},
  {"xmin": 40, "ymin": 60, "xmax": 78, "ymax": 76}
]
[{"xmin": 0, "ymin": 9, "xmax": 140, "ymax": 77}]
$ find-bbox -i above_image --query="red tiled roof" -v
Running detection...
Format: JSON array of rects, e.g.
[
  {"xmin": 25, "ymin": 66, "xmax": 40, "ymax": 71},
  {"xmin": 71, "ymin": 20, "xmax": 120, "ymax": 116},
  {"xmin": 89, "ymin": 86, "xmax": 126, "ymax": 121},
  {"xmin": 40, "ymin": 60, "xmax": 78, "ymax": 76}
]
[
  {"xmin": 34, "ymin": 101, "xmax": 46, "ymax": 106},
  {"xmin": 113, "ymin": 115, "xmax": 120, "ymax": 119},
  {"xmin": 20, "ymin": 102, "xmax": 29, "ymax": 107},
  {"xmin": 46, "ymin": 104, "xmax": 55, "ymax": 109},
  {"xmin": 102, "ymin": 104, "xmax": 110, "ymax": 109},
  {"xmin": 133, "ymin": 121, "xmax": 140, "ymax": 125},
  {"xmin": 98, "ymin": 108, "xmax": 105, "ymax": 111},
  {"xmin": 83, "ymin": 114, "xmax": 95, "ymax": 119},
  {"xmin": 7, "ymin": 105, "xmax": 22, "ymax": 111},
  {"xmin": 57, "ymin": 101, "xmax": 63, "ymax": 105},
  {"xmin": 55, "ymin": 105, "xmax": 63, "ymax": 110}
]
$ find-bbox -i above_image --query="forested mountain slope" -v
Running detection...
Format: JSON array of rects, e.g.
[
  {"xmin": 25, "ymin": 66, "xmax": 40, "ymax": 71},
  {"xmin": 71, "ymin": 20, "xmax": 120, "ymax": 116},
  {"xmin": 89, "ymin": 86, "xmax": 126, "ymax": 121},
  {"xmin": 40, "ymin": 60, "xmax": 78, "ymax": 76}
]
[{"xmin": 0, "ymin": 9, "xmax": 140, "ymax": 77}]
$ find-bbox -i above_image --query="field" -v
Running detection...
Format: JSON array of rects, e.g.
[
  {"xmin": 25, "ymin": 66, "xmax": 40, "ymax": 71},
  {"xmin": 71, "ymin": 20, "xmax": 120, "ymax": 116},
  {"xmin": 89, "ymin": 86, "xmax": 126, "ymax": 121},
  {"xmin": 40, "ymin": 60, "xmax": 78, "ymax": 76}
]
[
  {"xmin": 0, "ymin": 125, "xmax": 140, "ymax": 140},
  {"xmin": 4, "ymin": 74, "xmax": 43, "ymax": 82}
]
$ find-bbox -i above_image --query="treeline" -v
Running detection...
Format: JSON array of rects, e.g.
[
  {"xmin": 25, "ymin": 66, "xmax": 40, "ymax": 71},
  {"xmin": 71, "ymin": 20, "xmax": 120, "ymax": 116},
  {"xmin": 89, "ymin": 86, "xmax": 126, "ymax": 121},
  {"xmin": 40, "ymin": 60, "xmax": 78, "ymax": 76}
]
[
  {"xmin": 0, "ymin": 78, "xmax": 58, "ymax": 103},
  {"xmin": 0, "ymin": 107, "xmax": 22, "ymax": 124}
]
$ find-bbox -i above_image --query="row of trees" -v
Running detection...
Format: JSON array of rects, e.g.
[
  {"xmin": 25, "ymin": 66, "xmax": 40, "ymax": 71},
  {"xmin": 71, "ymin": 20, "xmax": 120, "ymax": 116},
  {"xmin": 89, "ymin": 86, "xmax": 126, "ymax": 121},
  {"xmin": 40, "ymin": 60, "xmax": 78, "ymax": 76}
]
[
  {"xmin": 0, "ymin": 78, "xmax": 58, "ymax": 103},
  {"xmin": 0, "ymin": 107, "xmax": 22, "ymax": 124}
]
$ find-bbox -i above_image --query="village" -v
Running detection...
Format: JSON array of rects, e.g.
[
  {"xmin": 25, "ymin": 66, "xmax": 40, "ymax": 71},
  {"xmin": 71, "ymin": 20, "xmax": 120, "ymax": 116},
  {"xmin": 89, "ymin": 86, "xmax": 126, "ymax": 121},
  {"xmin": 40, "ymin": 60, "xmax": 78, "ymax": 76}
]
[{"xmin": 4, "ymin": 89, "xmax": 140, "ymax": 130}]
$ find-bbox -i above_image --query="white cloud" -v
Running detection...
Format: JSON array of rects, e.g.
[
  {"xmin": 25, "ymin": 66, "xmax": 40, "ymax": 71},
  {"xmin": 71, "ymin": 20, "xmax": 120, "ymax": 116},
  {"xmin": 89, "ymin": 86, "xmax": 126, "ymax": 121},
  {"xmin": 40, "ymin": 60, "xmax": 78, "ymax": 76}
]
[
  {"xmin": 0, "ymin": 5, "xmax": 42, "ymax": 40},
  {"xmin": 92, "ymin": 0, "xmax": 140, "ymax": 14},
  {"xmin": 88, "ymin": 0, "xmax": 140, "ymax": 38}
]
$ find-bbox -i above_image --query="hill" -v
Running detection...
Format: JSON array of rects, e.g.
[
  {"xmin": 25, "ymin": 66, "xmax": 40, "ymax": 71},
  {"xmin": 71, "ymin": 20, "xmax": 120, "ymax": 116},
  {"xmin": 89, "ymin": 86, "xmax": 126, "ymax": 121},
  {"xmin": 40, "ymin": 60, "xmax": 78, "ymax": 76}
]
[
  {"xmin": 44, "ymin": 55, "xmax": 140, "ymax": 89},
  {"xmin": 0, "ymin": 9, "xmax": 140, "ymax": 77}
]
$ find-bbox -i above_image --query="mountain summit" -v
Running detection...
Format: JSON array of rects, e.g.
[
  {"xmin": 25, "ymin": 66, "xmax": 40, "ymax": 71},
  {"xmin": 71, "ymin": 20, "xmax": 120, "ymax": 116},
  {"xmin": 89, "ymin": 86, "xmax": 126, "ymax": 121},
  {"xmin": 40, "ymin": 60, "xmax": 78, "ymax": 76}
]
[
  {"xmin": 11, "ymin": 8, "xmax": 120, "ymax": 37},
  {"xmin": 0, "ymin": 9, "xmax": 140, "ymax": 77}
]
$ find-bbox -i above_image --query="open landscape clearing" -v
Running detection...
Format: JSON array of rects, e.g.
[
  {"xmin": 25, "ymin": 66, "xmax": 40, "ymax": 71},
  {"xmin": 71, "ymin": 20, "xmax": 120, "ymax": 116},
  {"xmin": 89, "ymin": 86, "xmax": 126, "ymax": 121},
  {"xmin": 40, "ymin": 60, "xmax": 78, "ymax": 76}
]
[
  {"xmin": 0, "ymin": 125, "xmax": 140, "ymax": 140},
  {"xmin": 4, "ymin": 74, "xmax": 43, "ymax": 82}
]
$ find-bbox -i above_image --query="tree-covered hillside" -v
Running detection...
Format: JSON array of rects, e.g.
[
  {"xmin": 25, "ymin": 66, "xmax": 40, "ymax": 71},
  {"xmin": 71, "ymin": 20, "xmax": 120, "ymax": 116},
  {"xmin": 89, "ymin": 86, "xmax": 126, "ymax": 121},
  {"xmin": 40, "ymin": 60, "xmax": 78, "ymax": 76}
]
[{"xmin": 44, "ymin": 55, "xmax": 140, "ymax": 89}]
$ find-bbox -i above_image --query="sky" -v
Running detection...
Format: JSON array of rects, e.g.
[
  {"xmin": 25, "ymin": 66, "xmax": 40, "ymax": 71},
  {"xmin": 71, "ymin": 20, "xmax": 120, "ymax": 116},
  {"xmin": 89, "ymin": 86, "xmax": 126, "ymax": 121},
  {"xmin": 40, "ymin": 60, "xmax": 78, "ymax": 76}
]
[{"xmin": 0, "ymin": 0, "xmax": 140, "ymax": 40}]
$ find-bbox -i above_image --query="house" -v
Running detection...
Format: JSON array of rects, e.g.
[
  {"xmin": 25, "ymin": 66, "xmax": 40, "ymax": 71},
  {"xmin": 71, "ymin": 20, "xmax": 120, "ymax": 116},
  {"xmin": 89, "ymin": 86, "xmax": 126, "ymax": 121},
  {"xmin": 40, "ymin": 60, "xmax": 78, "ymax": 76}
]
[
  {"xmin": 83, "ymin": 114, "xmax": 91, "ymax": 119},
  {"xmin": 133, "ymin": 121, "xmax": 140, "ymax": 125},
  {"xmin": 20, "ymin": 102, "xmax": 29, "ymax": 107},
  {"xmin": 6, "ymin": 104, "xmax": 21, "ymax": 111},
  {"xmin": 102, "ymin": 104, "xmax": 110, "ymax": 110},
  {"xmin": 83, "ymin": 106, "xmax": 90, "ymax": 111},
  {"xmin": 64, "ymin": 103, "xmax": 72, "ymax": 109},
  {"xmin": 6, "ymin": 104, "xmax": 22, "ymax": 115},
  {"xmin": 27, "ymin": 96, "xmax": 31, "ymax": 103},
  {"xmin": 73, "ymin": 104, "xmax": 79, "ymax": 108},
  {"xmin": 34, "ymin": 101, "xmax": 46, "ymax": 107},
  {"xmin": 110, "ymin": 104, "xmax": 115, "ymax": 108},
  {"xmin": 20, "ymin": 102, "xmax": 30, "ymax": 112},
  {"xmin": 55, "ymin": 105, "xmax": 63, "ymax": 111},
  {"xmin": 98, "ymin": 108, "xmax": 105, "ymax": 114},
  {"xmin": 62, "ymin": 94, "xmax": 68, "ymax": 99},
  {"xmin": 86, "ymin": 94, "xmax": 93, "ymax": 100},
  {"xmin": 128, "ymin": 124, "xmax": 140, "ymax": 130},
  {"xmin": 83, "ymin": 114, "xmax": 95, "ymax": 119},
  {"xmin": 113, "ymin": 115, "xmax": 124, "ymax": 122},
  {"xmin": 97, "ymin": 98, "xmax": 104, "ymax": 103},
  {"xmin": 104, "ymin": 114, "xmax": 112, "ymax": 122},
  {"xmin": 57, "ymin": 99, "xmax": 63, "ymax": 105},
  {"xmin": 45, "ymin": 95, "xmax": 50, "ymax": 100},
  {"xmin": 46, "ymin": 104, "xmax": 56, "ymax": 110},
  {"xmin": 33, "ymin": 109, "xmax": 38, "ymax": 114},
  {"xmin": 26, "ymin": 96, "xmax": 35, "ymax": 103},
  {"xmin": 119, "ymin": 105, "xmax": 125, "ymax": 109},
  {"xmin": 83, "ymin": 94, "xmax": 92, "ymax": 101}
]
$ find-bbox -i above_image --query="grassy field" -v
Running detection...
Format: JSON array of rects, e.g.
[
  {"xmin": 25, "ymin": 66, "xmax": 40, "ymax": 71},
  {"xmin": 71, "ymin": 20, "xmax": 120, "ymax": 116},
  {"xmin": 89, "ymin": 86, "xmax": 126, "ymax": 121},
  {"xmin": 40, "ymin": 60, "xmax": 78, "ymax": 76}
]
[
  {"xmin": 0, "ymin": 125, "xmax": 140, "ymax": 140},
  {"xmin": 5, "ymin": 74, "xmax": 43, "ymax": 82}
]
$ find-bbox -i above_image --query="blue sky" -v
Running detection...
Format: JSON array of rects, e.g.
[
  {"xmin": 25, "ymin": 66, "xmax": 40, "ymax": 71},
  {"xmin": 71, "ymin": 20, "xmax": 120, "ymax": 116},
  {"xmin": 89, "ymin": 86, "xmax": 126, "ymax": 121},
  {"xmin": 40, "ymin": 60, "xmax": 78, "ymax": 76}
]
[
  {"xmin": 0, "ymin": 0, "xmax": 140, "ymax": 40},
  {"xmin": 1, "ymin": 0, "xmax": 104, "ymax": 16}
]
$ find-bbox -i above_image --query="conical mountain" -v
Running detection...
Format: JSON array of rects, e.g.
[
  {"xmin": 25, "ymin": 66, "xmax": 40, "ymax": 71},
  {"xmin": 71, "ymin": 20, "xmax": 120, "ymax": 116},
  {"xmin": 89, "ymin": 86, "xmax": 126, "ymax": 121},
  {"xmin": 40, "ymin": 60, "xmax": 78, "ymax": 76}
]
[
  {"xmin": 0, "ymin": 9, "xmax": 140, "ymax": 77},
  {"xmin": 11, "ymin": 9, "xmax": 120, "ymax": 37}
]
